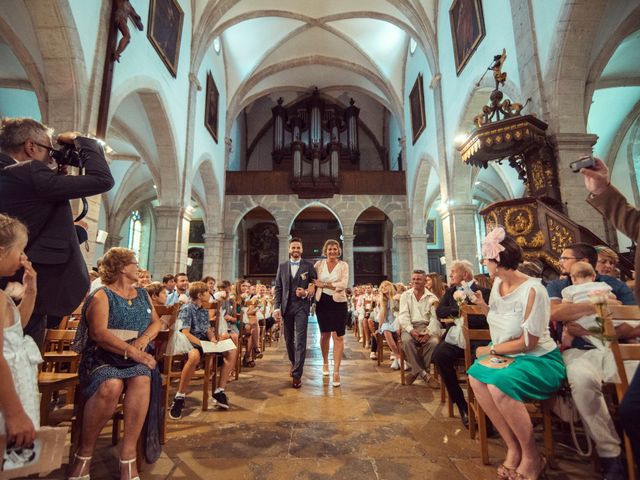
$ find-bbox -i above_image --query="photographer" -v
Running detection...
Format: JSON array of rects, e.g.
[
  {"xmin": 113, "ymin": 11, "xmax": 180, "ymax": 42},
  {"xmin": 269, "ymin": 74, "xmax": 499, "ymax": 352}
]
[{"xmin": 0, "ymin": 117, "xmax": 114, "ymax": 347}]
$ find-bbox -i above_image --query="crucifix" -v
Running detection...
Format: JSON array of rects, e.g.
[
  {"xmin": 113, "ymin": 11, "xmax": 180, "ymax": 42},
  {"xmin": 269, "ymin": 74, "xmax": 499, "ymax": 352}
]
[{"xmin": 96, "ymin": 0, "xmax": 144, "ymax": 138}]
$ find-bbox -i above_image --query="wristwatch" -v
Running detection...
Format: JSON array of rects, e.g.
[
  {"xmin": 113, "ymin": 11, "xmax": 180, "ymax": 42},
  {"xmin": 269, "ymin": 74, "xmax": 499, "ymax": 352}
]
[{"xmin": 490, "ymin": 348, "xmax": 497, "ymax": 356}]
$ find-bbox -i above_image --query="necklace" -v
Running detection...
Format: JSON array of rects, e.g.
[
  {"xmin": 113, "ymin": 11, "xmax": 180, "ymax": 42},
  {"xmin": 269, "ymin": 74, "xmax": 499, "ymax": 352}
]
[{"xmin": 110, "ymin": 286, "xmax": 134, "ymax": 306}]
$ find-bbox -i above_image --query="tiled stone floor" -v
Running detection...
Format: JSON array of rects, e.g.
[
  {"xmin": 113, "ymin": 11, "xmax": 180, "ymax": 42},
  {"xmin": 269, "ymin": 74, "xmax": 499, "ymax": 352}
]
[{"xmin": 45, "ymin": 318, "xmax": 599, "ymax": 479}]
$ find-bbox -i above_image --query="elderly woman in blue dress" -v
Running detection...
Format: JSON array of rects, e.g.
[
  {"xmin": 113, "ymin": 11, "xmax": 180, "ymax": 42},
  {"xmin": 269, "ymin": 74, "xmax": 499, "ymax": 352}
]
[
  {"xmin": 70, "ymin": 247, "xmax": 161, "ymax": 480},
  {"xmin": 468, "ymin": 228, "xmax": 565, "ymax": 480}
]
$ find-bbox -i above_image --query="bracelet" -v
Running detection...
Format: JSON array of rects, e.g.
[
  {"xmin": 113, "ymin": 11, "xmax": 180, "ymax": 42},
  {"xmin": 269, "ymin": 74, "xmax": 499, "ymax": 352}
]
[
  {"xmin": 123, "ymin": 346, "xmax": 129, "ymax": 360},
  {"xmin": 142, "ymin": 333, "xmax": 152, "ymax": 341}
]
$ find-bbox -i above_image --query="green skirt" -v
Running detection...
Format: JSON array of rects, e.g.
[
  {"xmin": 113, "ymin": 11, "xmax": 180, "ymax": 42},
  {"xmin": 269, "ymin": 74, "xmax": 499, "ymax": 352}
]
[{"xmin": 467, "ymin": 348, "xmax": 566, "ymax": 401}]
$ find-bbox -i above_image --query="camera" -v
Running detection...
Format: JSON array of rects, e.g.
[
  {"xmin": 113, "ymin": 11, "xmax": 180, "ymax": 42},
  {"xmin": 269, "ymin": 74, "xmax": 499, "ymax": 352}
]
[
  {"xmin": 50, "ymin": 144, "xmax": 83, "ymax": 168},
  {"xmin": 569, "ymin": 156, "xmax": 595, "ymax": 173}
]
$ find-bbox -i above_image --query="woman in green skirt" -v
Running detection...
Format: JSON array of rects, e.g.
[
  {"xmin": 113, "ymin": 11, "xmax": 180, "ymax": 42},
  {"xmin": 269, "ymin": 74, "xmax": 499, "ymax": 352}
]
[{"xmin": 468, "ymin": 227, "xmax": 565, "ymax": 480}]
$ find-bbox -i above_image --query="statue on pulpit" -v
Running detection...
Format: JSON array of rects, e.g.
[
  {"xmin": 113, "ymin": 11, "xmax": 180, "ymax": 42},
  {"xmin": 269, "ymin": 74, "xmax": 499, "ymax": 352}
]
[{"xmin": 112, "ymin": 0, "xmax": 144, "ymax": 62}]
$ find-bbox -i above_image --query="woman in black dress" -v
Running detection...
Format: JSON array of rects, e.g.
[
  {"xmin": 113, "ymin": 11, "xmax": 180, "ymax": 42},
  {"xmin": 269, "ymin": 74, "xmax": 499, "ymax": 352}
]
[{"xmin": 313, "ymin": 239, "xmax": 350, "ymax": 387}]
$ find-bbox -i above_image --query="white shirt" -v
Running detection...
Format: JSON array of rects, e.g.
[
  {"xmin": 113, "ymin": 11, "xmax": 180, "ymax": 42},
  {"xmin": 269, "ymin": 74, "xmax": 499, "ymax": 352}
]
[
  {"xmin": 487, "ymin": 277, "xmax": 556, "ymax": 356},
  {"xmin": 397, "ymin": 288, "xmax": 442, "ymax": 336},
  {"xmin": 289, "ymin": 257, "xmax": 300, "ymax": 277},
  {"xmin": 561, "ymin": 281, "xmax": 612, "ymax": 330},
  {"xmin": 89, "ymin": 276, "xmax": 104, "ymax": 294},
  {"xmin": 318, "ymin": 261, "xmax": 339, "ymax": 296}
]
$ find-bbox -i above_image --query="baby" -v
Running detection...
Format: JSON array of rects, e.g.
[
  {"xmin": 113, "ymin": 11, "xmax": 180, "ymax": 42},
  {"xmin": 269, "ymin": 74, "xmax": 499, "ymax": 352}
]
[{"xmin": 561, "ymin": 261, "xmax": 620, "ymax": 348}]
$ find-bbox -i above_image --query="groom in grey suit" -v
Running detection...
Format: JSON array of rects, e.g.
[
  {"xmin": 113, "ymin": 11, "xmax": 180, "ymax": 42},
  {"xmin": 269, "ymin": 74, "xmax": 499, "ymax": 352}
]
[{"xmin": 273, "ymin": 237, "xmax": 317, "ymax": 388}]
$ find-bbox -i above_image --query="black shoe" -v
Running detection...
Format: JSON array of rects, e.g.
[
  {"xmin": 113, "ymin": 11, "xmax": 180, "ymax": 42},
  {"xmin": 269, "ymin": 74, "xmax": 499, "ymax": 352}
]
[
  {"xmin": 486, "ymin": 421, "xmax": 499, "ymax": 439},
  {"xmin": 460, "ymin": 410, "xmax": 469, "ymax": 429},
  {"xmin": 601, "ymin": 456, "xmax": 626, "ymax": 480},
  {"xmin": 213, "ymin": 391, "xmax": 230, "ymax": 410},
  {"xmin": 169, "ymin": 396, "xmax": 185, "ymax": 420}
]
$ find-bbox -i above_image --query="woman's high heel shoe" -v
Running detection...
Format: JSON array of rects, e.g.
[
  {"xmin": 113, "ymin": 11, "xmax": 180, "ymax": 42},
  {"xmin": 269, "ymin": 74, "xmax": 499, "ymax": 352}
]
[
  {"xmin": 120, "ymin": 458, "xmax": 140, "ymax": 480},
  {"xmin": 332, "ymin": 373, "xmax": 341, "ymax": 387},
  {"xmin": 322, "ymin": 364, "xmax": 330, "ymax": 376},
  {"xmin": 513, "ymin": 455, "xmax": 547, "ymax": 480},
  {"xmin": 69, "ymin": 452, "xmax": 92, "ymax": 480}
]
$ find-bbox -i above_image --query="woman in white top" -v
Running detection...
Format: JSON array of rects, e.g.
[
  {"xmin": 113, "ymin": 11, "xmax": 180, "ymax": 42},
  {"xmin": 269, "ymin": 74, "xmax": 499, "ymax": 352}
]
[
  {"xmin": 468, "ymin": 228, "xmax": 565, "ymax": 480},
  {"xmin": 313, "ymin": 239, "xmax": 350, "ymax": 387}
]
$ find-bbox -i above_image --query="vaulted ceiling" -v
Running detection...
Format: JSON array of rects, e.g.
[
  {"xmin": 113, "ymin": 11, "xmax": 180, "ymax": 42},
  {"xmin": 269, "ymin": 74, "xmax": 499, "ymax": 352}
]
[{"xmin": 192, "ymin": 0, "xmax": 438, "ymax": 122}]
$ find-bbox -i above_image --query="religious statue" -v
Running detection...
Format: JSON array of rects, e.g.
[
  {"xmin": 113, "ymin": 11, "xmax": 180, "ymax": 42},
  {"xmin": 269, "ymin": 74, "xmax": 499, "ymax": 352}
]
[
  {"xmin": 490, "ymin": 48, "xmax": 507, "ymax": 90},
  {"xmin": 112, "ymin": 0, "xmax": 144, "ymax": 62}
]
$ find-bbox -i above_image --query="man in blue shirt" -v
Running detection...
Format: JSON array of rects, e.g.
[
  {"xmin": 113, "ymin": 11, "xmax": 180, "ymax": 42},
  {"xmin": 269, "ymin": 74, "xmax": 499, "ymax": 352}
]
[{"xmin": 548, "ymin": 242, "xmax": 635, "ymax": 480}]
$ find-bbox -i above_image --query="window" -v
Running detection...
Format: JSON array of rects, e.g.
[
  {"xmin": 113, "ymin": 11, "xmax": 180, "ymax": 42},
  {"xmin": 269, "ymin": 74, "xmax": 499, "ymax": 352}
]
[{"xmin": 128, "ymin": 210, "xmax": 142, "ymax": 258}]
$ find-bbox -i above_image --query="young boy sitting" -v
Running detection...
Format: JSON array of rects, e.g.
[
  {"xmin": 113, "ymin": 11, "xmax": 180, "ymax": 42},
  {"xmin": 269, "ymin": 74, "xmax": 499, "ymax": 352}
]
[
  {"xmin": 561, "ymin": 261, "xmax": 620, "ymax": 349},
  {"xmin": 169, "ymin": 281, "xmax": 238, "ymax": 419}
]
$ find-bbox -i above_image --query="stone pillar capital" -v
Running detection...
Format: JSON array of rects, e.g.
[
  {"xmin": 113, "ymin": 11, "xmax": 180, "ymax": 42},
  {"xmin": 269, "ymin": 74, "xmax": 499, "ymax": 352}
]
[
  {"xmin": 552, "ymin": 133, "xmax": 598, "ymax": 151},
  {"xmin": 341, "ymin": 234, "xmax": 355, "ymax": 242},
  {"xmin": 202, "ymin": 232, "xmax": 224, "ymax": 241},
  {"xmin": 154, "ymin": 205, "xmax": 192, "ymax": 221},
  {"xmin": 439, "ymin": 202, "xmax": 478, "ymax": 220}
]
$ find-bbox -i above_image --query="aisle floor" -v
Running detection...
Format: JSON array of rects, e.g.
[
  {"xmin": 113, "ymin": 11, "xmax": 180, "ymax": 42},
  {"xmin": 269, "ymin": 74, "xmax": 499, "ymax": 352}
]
[{"xmin": 49, "ymin": 318, "xmax": 599, "ymax": 479}]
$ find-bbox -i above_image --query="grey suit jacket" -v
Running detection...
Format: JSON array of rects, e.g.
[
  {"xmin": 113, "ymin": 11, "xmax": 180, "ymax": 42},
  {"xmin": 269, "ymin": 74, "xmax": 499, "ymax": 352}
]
[{"xmin": 274, "ymin": 258, "xmax": 317, "ymax": 316}]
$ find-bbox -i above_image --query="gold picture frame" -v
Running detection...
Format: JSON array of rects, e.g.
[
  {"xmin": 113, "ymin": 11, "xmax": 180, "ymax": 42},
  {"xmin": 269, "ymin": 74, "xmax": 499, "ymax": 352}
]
[
  {"xmin": 449, "ymin": 0, "xmax": 486, "ymax": 76},
  {"xmin": 409, "ymin": 74, "xmax": 426, "ymax": 144},
  {"xmin": 147, "ymin": 0, "xmax": 184, "ymax": 77},
  {"xmin": 205, "ymin": 72, "xmax": 219, "ymax": 143}
]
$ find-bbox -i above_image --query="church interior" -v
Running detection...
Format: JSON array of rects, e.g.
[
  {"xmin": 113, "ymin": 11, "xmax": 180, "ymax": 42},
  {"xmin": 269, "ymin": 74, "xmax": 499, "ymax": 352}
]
[{"xmin": 2, "ymin": 0, "xmax": 640, "ymax": 479}]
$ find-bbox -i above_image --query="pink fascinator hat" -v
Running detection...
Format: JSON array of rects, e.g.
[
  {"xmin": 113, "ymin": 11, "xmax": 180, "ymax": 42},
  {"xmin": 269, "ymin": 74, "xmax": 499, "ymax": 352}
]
[{"xmin": 482, "ymin": 226, "xmax": 506, "ymax": 262}]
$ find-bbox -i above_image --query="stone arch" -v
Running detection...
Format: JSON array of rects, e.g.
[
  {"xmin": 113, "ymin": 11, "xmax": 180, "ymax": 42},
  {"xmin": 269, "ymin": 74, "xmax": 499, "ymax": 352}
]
[
  {"xmin": 110, "ymin": 180, "xmax": 157, "ymax": 238},
  {"xmin": 583, "ymin": 4, "xmax": 640, "ymax": 119},
  {"xmin": 349, "ymin": 197, "xmax": 408, "ymax": 236},
  {"xmin": 192, "ymin": 154, "xmax": 222, "ymax": 233},
  {"xmin": 287, "ymin": 201, "xmax": 345, "ymax": 235},
  {"xmin": 546, "ymin": 0, "xmax": 608, "ymax": 133},
  {"xmin": 0, "ymin": 16, "xmax": 48, "ymax": 121},
  {"xmin": 108, "ymin": 79, "xmax": 180, "ymax": 206},
  {"xmin": 23, "ymin": 0, "xmax": 87, "ymax": 130},
  {"xmin": 410, "ymin": 155, "xmax": 438, "ymax": 235}
]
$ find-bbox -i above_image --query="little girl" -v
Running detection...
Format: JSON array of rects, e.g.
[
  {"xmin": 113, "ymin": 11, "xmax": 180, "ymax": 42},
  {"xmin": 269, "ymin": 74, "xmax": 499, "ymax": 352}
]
[{"xmin": 0, "ymin": 214, "xmax": 40, "ymax": 448}]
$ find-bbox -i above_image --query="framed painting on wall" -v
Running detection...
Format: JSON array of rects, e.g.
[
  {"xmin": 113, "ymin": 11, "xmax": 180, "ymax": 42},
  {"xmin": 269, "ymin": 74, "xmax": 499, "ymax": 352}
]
[
  {"xmin": 409, "ymin": 73, "xmax": 426, "ymax": 144},
  {"xmin": 205, "ymin": 71, "xmax": 219, "ymax": 143},
  {"xmin": 147, "ymin": 0, "xmax": 184, "ymax": 77},
  {"xmin": 449, "ymin": 0, "xmax": 485, "ymax": 75},
  {"xmin": 426, "ymin": 218, "xmax": 437, "ymax": 245}
]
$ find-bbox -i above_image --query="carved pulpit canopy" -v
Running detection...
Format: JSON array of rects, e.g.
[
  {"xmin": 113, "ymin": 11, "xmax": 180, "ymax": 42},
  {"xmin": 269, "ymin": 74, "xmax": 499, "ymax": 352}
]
[{"xmin": 456, "ymin": 50, "xmax": 561, "ymax": 208}]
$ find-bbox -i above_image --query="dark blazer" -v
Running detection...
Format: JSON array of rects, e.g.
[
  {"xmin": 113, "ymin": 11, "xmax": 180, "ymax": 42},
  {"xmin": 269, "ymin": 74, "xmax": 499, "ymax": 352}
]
[
  {"xmin": 436, "ymin": 283, "xmax": 491, "ymax": 329},
  {"xmin": 0, "ymin": 137, "xmax": 114, "ymax": 316},
  {"xmin": 588, "ymin": 184, "xmax": 640, "ymax": 302},
  {"xmin": 274, "ymin": 258, "xmax": 317, "ymax": 316}
]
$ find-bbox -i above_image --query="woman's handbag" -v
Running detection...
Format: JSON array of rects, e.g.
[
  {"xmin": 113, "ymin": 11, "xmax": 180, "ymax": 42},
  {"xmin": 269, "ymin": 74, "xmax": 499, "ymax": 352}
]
[{"xmin": 551, "ymin": 382, "xmax": 592, "ymax": 457}]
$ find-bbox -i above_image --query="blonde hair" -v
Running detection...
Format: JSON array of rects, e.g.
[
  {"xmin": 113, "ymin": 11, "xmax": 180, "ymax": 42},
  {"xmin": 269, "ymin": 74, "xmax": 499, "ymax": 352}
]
[
  {"xmin": 322, "ymin": 239, "xmax": 342, "ymax": 257},
  {"xmin": 570, "ymin": 261, "xmax": 596, "ymax": 280},
  {"xmin": 595, "ymin": 245, "xmax": 619, "ymax": 264},
  {"xmin": 99, "ymin": 247, "xmax": 136, "ymax": 284},
  {"xmin": 379, "ymin": 280, "xmax": 397, "ymax": 317},
  {"xmin": 0, "ymin": 214, "xmax": 28, "ymax": 253},
  {"xmin": 426, "ymin": 273, "xmax": 446, "ymax": 298}
]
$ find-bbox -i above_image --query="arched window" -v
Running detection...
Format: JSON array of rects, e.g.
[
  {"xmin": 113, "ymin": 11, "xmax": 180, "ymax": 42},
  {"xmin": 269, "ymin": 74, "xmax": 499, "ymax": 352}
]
[{"xmin": 128, "ymin": 210, "xmax": 143, "ymax": 258}]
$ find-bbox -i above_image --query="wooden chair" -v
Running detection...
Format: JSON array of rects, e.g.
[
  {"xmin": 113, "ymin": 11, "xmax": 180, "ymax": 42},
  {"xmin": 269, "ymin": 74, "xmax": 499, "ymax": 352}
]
[
  {"xmin": 461, "ymin": 305, "xmax": 556, "ymax": 467},
  {"xmin": 58, "ymin": 302, "xmax": 83, "ymax": 330},
  {"xmin": 39, "ymin": 329, "xmax": 80, "ymax": 425},
  {"xmin": 162, "ymin": 302, "xmax": 219, "ymax": 427},
  {"xmin": 600, "ymin": 304, "xmax": 640, "ymax": 480},
  {"xmin": 397, "ymin": 332, "xmax": 407, "ymax": 385}
]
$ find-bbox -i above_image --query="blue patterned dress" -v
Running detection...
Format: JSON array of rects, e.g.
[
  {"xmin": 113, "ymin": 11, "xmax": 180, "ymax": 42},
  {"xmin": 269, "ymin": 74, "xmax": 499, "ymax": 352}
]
[{"xmin": 78, "ymin": 287, "xmax": 153, "ymax": 398}]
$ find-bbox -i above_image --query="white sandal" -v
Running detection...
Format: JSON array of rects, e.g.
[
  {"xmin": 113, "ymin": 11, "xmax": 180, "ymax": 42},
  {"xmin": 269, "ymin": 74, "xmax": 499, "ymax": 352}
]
[
  {"xmin": 120, "ymin": 457, "xmax": 140, "ymax": 480},
  {"xmin": 69, "ymin": 452, "xmax": 91, "ymax": 480}
]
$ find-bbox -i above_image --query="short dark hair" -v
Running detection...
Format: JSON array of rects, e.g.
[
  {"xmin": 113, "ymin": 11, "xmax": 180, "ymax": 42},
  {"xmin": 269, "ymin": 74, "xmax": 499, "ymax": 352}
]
[
  {"xmin": 495, "ymin": 236, "xmax": 523, "ymax": 270},
  {"xmin": 201, "ymin": 276, "xmax": 216, "ymax": 283},
  {"xmin": 568, "ymin": 243, "xmax": 598, "ymax": 268},
  {"xmin": 175, "ymin": 272, "xmax": 188, "ymax": 280},
  {"xmin": 162, "ymin": 274, "xmax": 175, "ymax": 284},
  {"xmin": 289, "ymin": 237, "xmax": 302, "ymax": 244}
]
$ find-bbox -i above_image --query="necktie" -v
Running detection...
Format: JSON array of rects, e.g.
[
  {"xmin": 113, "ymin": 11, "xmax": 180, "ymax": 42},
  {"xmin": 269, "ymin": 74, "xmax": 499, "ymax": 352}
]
[{"xmin": 290, "ymin": 261, "xmax": 300, "ymax": 266}]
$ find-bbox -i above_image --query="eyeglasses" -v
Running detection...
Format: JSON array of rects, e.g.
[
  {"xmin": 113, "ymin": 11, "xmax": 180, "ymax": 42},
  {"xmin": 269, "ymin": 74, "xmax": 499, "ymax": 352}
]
[
  {"xmin": 30, "ymin": 140, "xmax": 55, "ymax": 155},
  {"xmin": 559, "ymin": 256, "xmax": 579, "ymax": 262}
]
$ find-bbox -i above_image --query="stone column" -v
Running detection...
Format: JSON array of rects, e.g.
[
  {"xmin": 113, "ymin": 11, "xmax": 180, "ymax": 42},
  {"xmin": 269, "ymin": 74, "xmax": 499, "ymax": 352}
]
[
  {"xmin": 553, "ymin": 133, "xmax": 606, "ymax": 238},
  {"xmin": 439, "ymin": 203, "xmax": 480, "ymax": 273},
  {"xmin": 278, "ymin": 234, "xmax": 290, "ymax": 265},
  {"xmin": 153, "ymin": 206, "xmax": 191, "ymax": 278},
  {"xmin": 393, "ymin": 234, "xmax": 412, "ymax": 283},
  {"xmin": 202, "ymin": 233, "xmax": 224, "ymax": 280},
  {"xmin": 342, "ymin": 234, "xmax": 355, "ymax": 286},
  {"xmin": 104, "ymin": 234, "xmax": 122, "ymax": 251},
  {"xmin": 221, "ymin": 233, "xmax": 237, "ymax": 280},
  {"xmin": 409, "ymin": 233, "xmax": 428, "ymax": 272}
]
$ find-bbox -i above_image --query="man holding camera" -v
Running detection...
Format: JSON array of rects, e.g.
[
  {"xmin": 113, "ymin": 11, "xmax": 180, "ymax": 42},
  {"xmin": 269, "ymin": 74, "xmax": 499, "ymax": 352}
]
[{"xmin": 0, "ymin": 117, "xmax": 114, "ymax": 347}]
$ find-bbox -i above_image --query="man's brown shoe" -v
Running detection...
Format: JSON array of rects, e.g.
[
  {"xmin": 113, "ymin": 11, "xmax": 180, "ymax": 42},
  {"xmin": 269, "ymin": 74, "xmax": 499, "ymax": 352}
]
[
  {"xmin": 405, "ymin": 372, "xmax": 419, "ymax": 386},
  {"xmin": 292, "ymin": 377, "xmax": 302, "ymax": 388}
]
